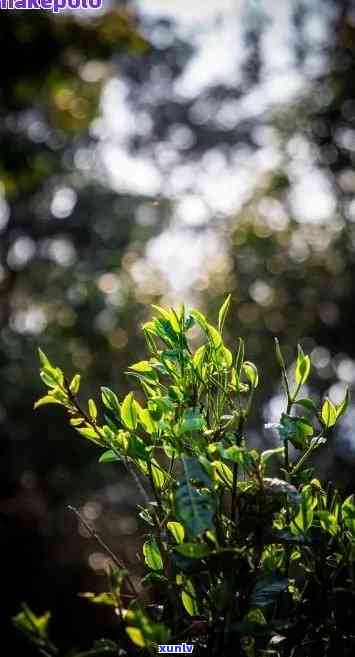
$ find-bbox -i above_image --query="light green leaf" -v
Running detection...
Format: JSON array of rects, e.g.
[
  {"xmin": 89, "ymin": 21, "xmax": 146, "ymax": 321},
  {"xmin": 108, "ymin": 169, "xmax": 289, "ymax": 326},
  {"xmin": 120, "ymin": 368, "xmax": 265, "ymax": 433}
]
[
  {"xmin": 193, "ymin": 345, "xmax": 207, "ymax": 373},
  {"xmin": 143, "ymin": 537, "xmax": 163, "ymax": 571},
  {"xmin": 274, "ymin": 337, "xmax": 286, "ymax": 373},
  {"xmin": 76, "ymin": 426, "xmax": 104, "ymax": 446},
  {"xmin": 13, "ymin": 604, "xmax": 51, "ymax": 639},
  {"xmin": 121, "ymin": 392, "xmax": 138, "ymax": 430},
  {"xmin": 88, "ymin": 399, "xmax": 97, "ymax": 421},
  {"xmin": 98, "ymin": 450, "xmax": 121, "ymax": 464},
  {"xmin": 342, "ymin": 495, "xmax": 355, "ymax": 533},
  {"xmin": 126, "ymin": 627, "xmax": 145, "ymax": 648},
  {"xmin": 174, "ymin": 543, "xmax": 210, "ymax": 558},
  {"xmin": 291, "ymin": 490, "xmax": 314, "ymax": 535},
  {"xmin": 101, "ymin": 387, "xmax": 120, "ymax": 416},
  {"xmin": 69, "ymin": 374, "xmax": 81, "ymax": 395},
  {"xmin": 295, "ymin": 346, "xmax": 311, "ymax": 385},
  {"xmin": 138, "ymin": 408, "xmax": 156, "ymax": 435},
  {"xmin": 220, "ymin": 445, "xmax": 255, "ymax": 469},
  {"xmin": 34, "ymin": 395, "xmax": 62, "ymax": 409},
  {"xmin": 180, "ymin": 578, "xmax": 199, "ymax": 616},
  {"xmin": 336, "ymin": 388, "xmax": 350, "ymax": 419},
  {"xmin": 80, "ymin": 592, "xmax": 117, "ymax": 607},
  {"xmin": 212, "ymin": 461, "xmax": 233, "ymax": 488},
  {"xmin": 234, "ymin": 337, "xmax": 245, "ymax": 378},
  {"xmin": 243, "ymin": 361, "xmax": 259, "ymax": 388},
  {"xmin": 321, "ymin": 398, "xmax": 337, "ymax": 428},
  {"xmin": 38, "ymin": 348, "xmax": 52, "ymax": 370},
  {"xmin": 316, "ymin": 511, "xmax": 339, "ymax": 536},
  {"xmin": 261, "ymin": 446, "xmax": 285, "ymax": 466},
  {"xmin": 125, "ymin": 606, "xmax": 170, "ymax": 649},
  {"xmin": 221, "ymin": 346, "xmax": 233, "ymax": 367},
  {"xmin": 167, "ymin": 522, "xmax": 185, "ymax": 544},
  {"xmin": 218, "ymin": 294, "xmax": 231, "ymax": 333},
  {"xmin": 151, "ymin": 461, "xmax": 168, "ymax": 490}
]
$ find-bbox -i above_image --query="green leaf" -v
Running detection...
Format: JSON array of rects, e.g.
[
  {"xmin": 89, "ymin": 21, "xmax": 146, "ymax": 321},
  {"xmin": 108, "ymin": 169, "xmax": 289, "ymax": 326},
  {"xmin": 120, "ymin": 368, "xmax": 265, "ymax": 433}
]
[
  {"xmin": 180, "ymin": 578, "xmax": 199, "ymax": 616},
  {"xmin": 174, "ymin": 543, "xmax": 210, "ymax": 558},
  {"xmin": 121, "ymin": 392, "xmax": 138, "ymax": 431},
  {"xmin": 243, "ymin": 609, "xmax": 267, "ymax": 626},
  {"xmin": 182, "ymin": 456, "xmax": 212, "ymax": 487},
  {"xmin": 125, "ymin": 606, "xmax": 169, "ymax": 649},
  {"xmin": 101, "ymin": 387, "xmax": 120, "ymax": 416},
  {"xmin": 220, "ymin": 445, "xmax": 255, "ymax": 469},
  {"xmin": 212, "ymin": 460, "xmax": 233, "ymax": 487},
  {"xmin": 242, "ymin": 361, "xmax": 259, "ymax": 388},
  {"xmin": 175, "ymin": 481, "xmax": 215, "ymax": 538},
  {"xmin": 40, "ymin": 368, "xmax": 63, "ymax": 388},
  {"xmin": 34, "ymin": 395, "xmax": 62, "ymax": 409},
  {"xmin": 69, "ymin": 374, "xmax": 81, "ymax": 395},
  {"xmin": 279, "ymin": 414, "xmax": 313, "ymax": 450},
  {"xmin": 193, "ymin": 344, "xmax": 207, "ymax": 373},
  {"xmin": 261, "ymin": 446, "xmax": 285, "ymax": 466},
  {"xmin": 151, "ymin": 461, "xmax": 168, "ymax": 489},
  {"xmin": 315, "ymin": 511, "xmax": 339, "ymax": 536},
  {"xmin": 234, "ymin": 337, "xmax": 245, "ymax": 378},
  {"xmin": 143, "ymin": 537, "xmax": 163, "ymax": 571},
  {"xmin": 76, "ymin": 426, "xmax": 104, "ymax": 446},
  {"xmin": 206, "ymin": 323, "xmax": 222, "ymax": 349},
  {"xmin": 129, "ymin": 360, "xmax": 154, "ymax": 374},
  {"xmin": 181, "ymin": 409, "xmax": 205, "ymax": 434},
  {"xmin": 38, "ymin": 348, "xmax": 52, "ymax": 370},
  {"xmin": 274, "ymin": 338, "xmax": 287, "ymax": 373},
  {"xmin": 126, "ymin": 435, "xmax": 149, "ymax": 461},
  {"xmin": 295, "ymin": 346, "xmax": 311, "ymax": 385},
  {"xmin": 190, "ymin": 310, "xmax": 222, "ymax": 348},
  {"xmin": 218, "ymin": 294, "xmax": 231, "ymax": 333},
  {"xmin": 126, "ymin": 627, "xmax": 145, "ymax": 648},
  {"xmin": 167, "ymin": 521, "xmax": 185, "ymax": 544},
  {"xmin": 141, "ymin": 572, "xmax": 168, "ymax": 587},
  {"xmin": 250, "ymin": 577, "xmax": 288, "ymax": 608},
  {"xmin": 80, "ymin": 592, "xmax": 117, "ymax": 607},
  {"xmin": 13, "ymin": 604, "xmax": 51, "ymax": 640},
  {"xmin": 291, "ymin": 489, "xmax": 314, "ymax": 534},
  {"xmin": 295, "ymin": 398, "xmax": 318, "ymax": 413},
  {"xmin": 221, "ymin": 346, "xmax": 233, "ymax": 367},
  {"xmin": 342, "ymin": 495, "xmax": 355, "ymax": 533},
  {"xmin": 321, "ymin": 398, "xmax": 337, "ymax": 428},
  {"xmin": 138, "ymin": 407, "xmax": 156, "ymax": 435},
  {"xmin": 190, "ymin": 308, "xmax": 208, "ymax": 331},
  {"xmin": 98, "ymin": 450, "xmax": 121, "ymax": 464},
  {"xmin": 336, "ymin": 388, "xmax": 350, "ymax": 419},
  {"xmin": 88, "ymin": 399, "xmax": 97, "ymax": 421}
]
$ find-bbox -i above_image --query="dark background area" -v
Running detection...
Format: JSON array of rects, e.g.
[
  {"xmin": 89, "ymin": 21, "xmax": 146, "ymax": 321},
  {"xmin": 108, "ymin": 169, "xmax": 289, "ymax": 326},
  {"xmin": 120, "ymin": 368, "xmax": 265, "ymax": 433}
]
[{"xmin": 1, "ymin": 1, "xmax": 355, "ymax": 654}]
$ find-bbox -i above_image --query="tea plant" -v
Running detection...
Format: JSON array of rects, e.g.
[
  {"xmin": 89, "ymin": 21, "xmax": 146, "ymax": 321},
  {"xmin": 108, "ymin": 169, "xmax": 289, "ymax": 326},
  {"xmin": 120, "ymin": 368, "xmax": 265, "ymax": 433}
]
[{"xmin": 14, "ymin": 297, "xmax": 355, "ymax": 656}]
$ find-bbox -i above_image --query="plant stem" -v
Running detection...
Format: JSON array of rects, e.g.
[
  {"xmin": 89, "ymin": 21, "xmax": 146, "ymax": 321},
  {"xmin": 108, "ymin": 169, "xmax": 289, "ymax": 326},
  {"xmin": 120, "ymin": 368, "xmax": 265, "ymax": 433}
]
[
  {"xmin": 231, "ymin": 415, "xmax": 245, "ymax": 522},
  {"xmin": 283, "ymin": 398, "xmax": 293, "ymax": 480},
  {"xmin": 292, "ymin": 433, "xmax": 325, "ymax": 475}
]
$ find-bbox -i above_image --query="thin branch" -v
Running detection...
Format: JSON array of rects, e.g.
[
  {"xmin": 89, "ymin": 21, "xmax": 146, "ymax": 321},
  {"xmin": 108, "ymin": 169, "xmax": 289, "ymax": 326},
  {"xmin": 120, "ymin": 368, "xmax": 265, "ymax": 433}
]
[{"xmin": 67, "ymin": 505, "xmax": 138, "ymax": 598}]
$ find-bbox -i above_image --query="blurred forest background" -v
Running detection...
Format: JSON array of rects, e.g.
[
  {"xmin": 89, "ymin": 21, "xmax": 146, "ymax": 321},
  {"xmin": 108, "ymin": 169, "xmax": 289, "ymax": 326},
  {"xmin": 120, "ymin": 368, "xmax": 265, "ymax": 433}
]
[{"xmin": 2, "ymin": 0, "xmax": 355, "ymax": 653}]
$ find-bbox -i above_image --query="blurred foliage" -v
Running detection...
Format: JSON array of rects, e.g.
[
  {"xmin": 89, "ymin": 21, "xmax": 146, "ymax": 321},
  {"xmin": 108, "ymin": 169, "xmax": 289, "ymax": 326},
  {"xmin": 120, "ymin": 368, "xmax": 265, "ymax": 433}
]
[
  {"xmin": 0, "ymin": 8, "xmax": 156, "ymax": 655},
  {"xmin": 194, "ymin": 0, "xmax": 355, "ymax": 458}
]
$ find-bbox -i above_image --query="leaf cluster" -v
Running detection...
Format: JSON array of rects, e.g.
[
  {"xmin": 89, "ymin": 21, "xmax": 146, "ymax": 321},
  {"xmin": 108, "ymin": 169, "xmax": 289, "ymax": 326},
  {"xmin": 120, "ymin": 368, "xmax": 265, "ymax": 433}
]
[{"xmin": 15, "ymin": 297, "xmax": 355, "ymax": 657}]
